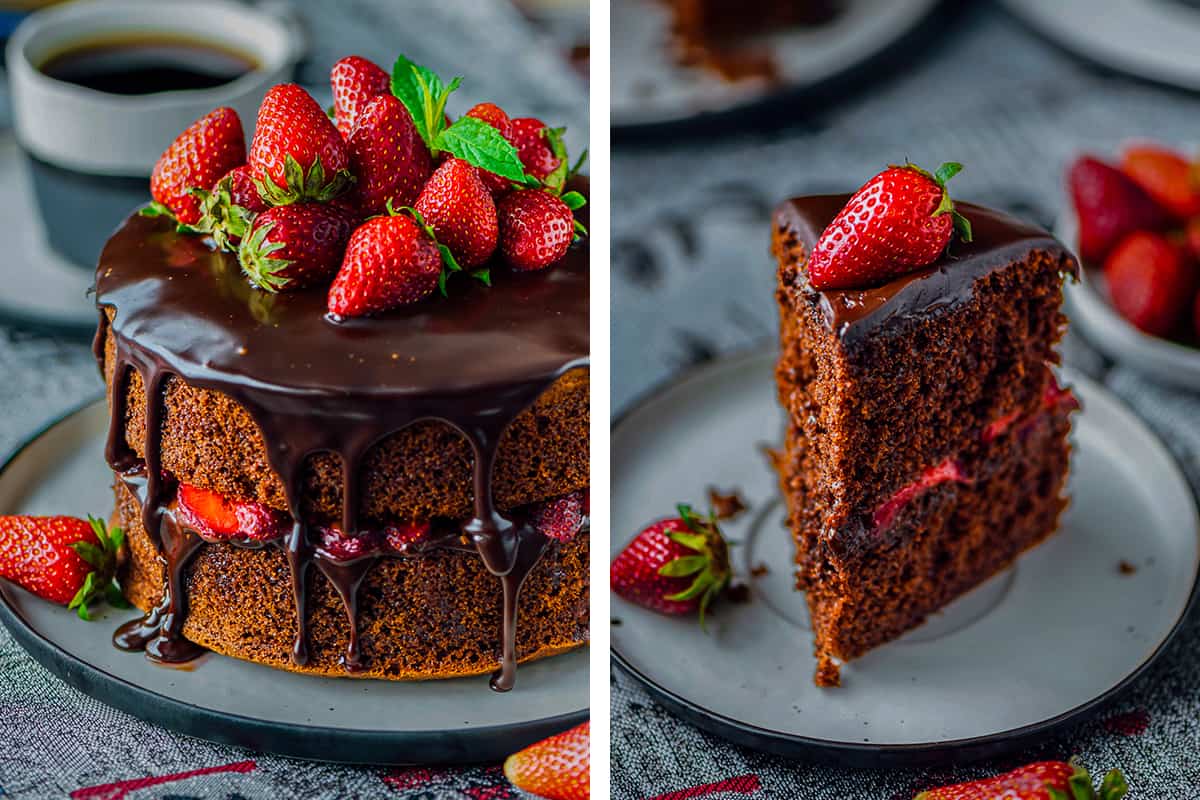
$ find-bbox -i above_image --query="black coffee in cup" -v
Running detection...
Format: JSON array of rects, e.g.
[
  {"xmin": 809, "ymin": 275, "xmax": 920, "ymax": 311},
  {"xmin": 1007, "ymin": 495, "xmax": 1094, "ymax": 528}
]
[{"xmin": 38, "ymin": 35, "xmax": 258, "ymax": 95}]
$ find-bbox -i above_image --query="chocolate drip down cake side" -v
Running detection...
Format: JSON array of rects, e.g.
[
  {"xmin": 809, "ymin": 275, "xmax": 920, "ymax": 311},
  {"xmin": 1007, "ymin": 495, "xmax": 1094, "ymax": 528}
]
[
  {"xmin": 770, "ymin": 166, "xmax": 1078, "ymax": 687},
  {"xmin": 91, "ymin": 58, "xmax": 590, "ymax": 691}
]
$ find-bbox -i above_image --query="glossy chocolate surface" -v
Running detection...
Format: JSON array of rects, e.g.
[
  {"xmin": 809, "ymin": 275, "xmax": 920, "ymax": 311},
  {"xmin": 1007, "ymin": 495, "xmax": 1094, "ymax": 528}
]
[
  {"xmin": 774, "ymin": 194, "xmax": 1075, "ymax": 345},
  {"xmin": 94, "ymin": 194, "xmax": 589, "ymax": 691}
]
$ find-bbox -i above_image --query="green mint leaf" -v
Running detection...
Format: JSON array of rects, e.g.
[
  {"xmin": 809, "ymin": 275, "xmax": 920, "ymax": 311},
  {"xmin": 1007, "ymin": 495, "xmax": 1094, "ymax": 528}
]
[
  {"xmin": 391, "ymin": 54, "xmax": 436, "ymax": 148},
  {"xmin": 435, "ymin": 117, "xmax": 527, "ymax": 182}
]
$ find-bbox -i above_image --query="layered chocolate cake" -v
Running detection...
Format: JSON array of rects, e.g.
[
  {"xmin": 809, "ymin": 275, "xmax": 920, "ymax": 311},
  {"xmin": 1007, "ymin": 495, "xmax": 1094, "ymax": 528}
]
[{"xmin": 772, "ymin": 193, "xmax": 1078, "ymax": 686}]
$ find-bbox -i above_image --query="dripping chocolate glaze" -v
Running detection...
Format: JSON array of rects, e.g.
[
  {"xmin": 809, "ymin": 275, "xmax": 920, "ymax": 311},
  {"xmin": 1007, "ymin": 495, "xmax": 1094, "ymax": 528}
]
[
  {"xmin": 93, "ymin": 187, "xmax": 589, "ymax": 691},
  {"xmin": 773, "ymin": 194, "xmax": 1077, "ymax": 346}
]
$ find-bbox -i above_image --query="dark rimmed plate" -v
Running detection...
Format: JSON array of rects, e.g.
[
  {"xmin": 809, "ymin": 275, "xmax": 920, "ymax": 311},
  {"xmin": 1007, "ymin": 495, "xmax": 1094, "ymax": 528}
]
[
  {"xmin": 610, "ymin": 350, "xmax": 1200, "ymax": 766},
  {"xmin": 0, "ymin": 399, "xmax": 588, "ymax": 765}
]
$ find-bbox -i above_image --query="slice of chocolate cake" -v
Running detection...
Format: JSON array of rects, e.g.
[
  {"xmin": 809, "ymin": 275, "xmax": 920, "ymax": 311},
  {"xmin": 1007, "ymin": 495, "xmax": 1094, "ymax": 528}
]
[{"xmin": 772, "ymin": 185, "xmax": 1078, "ymax": 686}]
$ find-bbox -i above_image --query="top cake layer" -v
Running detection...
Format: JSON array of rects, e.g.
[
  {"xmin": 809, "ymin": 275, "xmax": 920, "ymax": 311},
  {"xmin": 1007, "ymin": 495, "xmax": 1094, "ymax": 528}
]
[
  {"xmin": 95, "ymin": 213, "xmax": 588, "ymax": 400},
  {"xmin": 774, "ymin": 194, "xmax": 1075, "ymax": 345}
]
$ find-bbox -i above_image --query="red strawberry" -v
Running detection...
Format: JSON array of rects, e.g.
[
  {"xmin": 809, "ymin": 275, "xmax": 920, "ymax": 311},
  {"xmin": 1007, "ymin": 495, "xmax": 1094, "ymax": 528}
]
[
  {"xmin": 414, "ymin": 157, "xmax": 498, "ymax": 267},
  {"xmin": 177, "ymin": 484, "xmax": 286, "ymax": 541},
  {"xmin": 327, "ymin": 213, "xmax": 443, "ymax": 317},
  {"xmin": 916, "ymin": 759, "xmax": 1126, "ymax": 800},
  {"xmin": 247, "ymin": 83, "xmax": 353, "ymax": 205},
  {"xmin": 149, "ymin": 107, "xmax": 246, "ymax": 225},
  {"xmin": 347, "ymin": 94, "xmax": 432, "ymax": 215},
  {"xmin": 1185, "ymin": 217, "xmax": 1200, "ymax": 261},
  {"xmin": 504, "ymin": 721, "xmax": 589, "ymax": 800},
  {"xmin": 384, "ymin": 521, "xmax": 431, "ymax": 552},
  {"xmin": 1069, "ymin": 155, "xmax": 1170, "ymax": 263},
  {"xmin": 529, "ymin": 491, "xmax": 587, "ymax": 542},
  {"xmin": 465, "ymin": 102, "xmax": 517, "ymax": 197},
  {"xmin": 315, "ymin": 526, "xmax": 381, "ymax": 561},
  {"xmin": 239, "ymin": 203, "xmax": 356, "ymax": 292},
  {"xmin": 808, "ymin": 162, "xmax": 971, "ymax": 290},
  {"xmin": 1194, "ymin": 290, "xmax": 1200, "ymax": 341},
  {"xmin": 190, "ymin": 165, "xmax": 268, "ymax": 252},
  {"xmin": 0, "ymin": 515, "xmax": 125, "ymax": 617},
  {"xmin": 1120, "ymin": 144, "xmax": 1200, "ymax": 220},
  {"xmin": 499, "ymin": 189, "xmax": 581, "ymax": 271},
  {"xmin": 610, "ymin": 505, "xmax": 731, "ymax": 620},
  {"xmin": 330, "ymin": 55, "xmax": 390, "ymax": 139},
  {"xmin": 511, "ymin": 117, "xmax": 562, "ymax": 182},
  {"xmin": 1103, "ymin": 231, "xmax": 1195, "ymax": 337}
]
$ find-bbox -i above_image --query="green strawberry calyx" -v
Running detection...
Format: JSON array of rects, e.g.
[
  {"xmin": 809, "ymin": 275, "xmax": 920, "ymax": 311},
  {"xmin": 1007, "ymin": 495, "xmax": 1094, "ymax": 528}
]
[
  {"xmin": 390, "ymin": 201, "xmax": 490, "ymax": 297},
  {"xmin": 659, "ymin": 504, "xmax": 731, "ymax": 629},
  {"xmin": 68, "ymin": 516, "xmax": 130, "ymax": 621},
  {"xmin": 253, "ymin": 154, "xmax": 355, "ymax": 208},
  {"xmin": 899, "ymin": 160, "xmax": 973, "ymax": 245},
  {"xmin": 238, "ymin": 217, "xmax": 293, "ymax": 293},
  {"xmin": 1047, "ymin": 759, "xmax": 1127, "ymax": 800},
  {"xmin": 390, "ymin": 53, "xmax": 531, "ymax": 188},
  {"xmin": 184, "ymin": 176, "xmax": 257, "ymax": 253}
]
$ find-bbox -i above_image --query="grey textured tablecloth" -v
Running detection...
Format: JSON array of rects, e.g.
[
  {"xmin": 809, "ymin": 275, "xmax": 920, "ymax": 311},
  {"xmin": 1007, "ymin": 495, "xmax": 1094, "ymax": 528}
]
[
  {"xmin": 0, "ymin": 1, "xmax": 586, "ymax": 797},
  {"xmin": 611, "ymin": 2, "xmax": 1200, "ymax": 797}
]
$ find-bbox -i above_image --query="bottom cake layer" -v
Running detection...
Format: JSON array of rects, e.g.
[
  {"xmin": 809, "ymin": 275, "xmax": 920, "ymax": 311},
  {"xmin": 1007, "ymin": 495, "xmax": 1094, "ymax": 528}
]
[
  {"xmin": 782, "ymin": 401, "xmax": 1073, "ymax": 687},
  {"xmin": 113, "ymin": 478, "xmax": 589, "ymax": 680}
]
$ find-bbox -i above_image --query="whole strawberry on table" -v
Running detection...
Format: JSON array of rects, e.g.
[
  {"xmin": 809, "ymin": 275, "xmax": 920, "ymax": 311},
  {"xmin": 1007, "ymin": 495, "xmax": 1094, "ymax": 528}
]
[
  {"xmin": 1068, "ymin": 143, "xmax": 1200, "ymax": 345},
  {"xmin": 915, "ymin": 758, "xmax": 1126, "ymax": 800},
  {"xmin": 144, "ymin": 51, "xmax": 587, "ymax": 318}
]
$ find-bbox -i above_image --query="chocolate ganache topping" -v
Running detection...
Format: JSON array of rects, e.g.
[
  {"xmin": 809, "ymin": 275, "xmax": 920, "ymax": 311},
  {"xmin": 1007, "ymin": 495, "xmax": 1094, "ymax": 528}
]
[
  {"xmin": 774, "ymin": 194, "xmax": 1077, "ymax": 345},
  {"xmin": 92, "ymin": 188, "xmax": 588, "ymax": 691}
]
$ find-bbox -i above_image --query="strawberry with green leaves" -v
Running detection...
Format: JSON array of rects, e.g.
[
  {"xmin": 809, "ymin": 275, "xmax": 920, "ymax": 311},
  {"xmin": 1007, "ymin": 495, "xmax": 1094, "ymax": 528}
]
[
  {"xmin": 239, "ymin": 203, "xmax": 356, "ymax": 292},
  {"xmin": 511, "ymin": 117, "xmax": 562, "ymax": 183},
  {"xmin": 414, "ymin": 157, "xmax": 499, "ymax": 268},
  {"xmin": 916, "ymin": 759, "xmax": 1126, "ymax": 800},
  {"xmin": 330, "ymin": 55, "xmax": 391, "ymax": 138},
  {"xmin": 148, "ymin": 107, "xmax": 246, "ymax": 225},
  {"xmin": 808, "ymin": 161, "xmax": 972, "ymax": 290},
  {"xmin": 327, "ymin": 209, "xmax": 443, "ymax": 317},
  {"xmin": 186, "ymin": 164, "xmax": 268, "ymax": 252},
  {"xmin": 504, "ymin": 721, "xmax": 589, "ymax": 800},
  {"xmin": 347, "ymin": 93, "xmax": 432, "ymax": 216},
  {"xmin": 499, "ymin": 188, "xmax": 586, "ymax": 271},
  {"xmin": 0, "ymin": 515, "xmax": 128, "ymax": 620},
  {"xmin": 610, "ymin": 504, "xmax": 731, "ymax": 622},
  {"xmin": 247, "ymin": 83, "xmax": 355, "ymax": 206}
]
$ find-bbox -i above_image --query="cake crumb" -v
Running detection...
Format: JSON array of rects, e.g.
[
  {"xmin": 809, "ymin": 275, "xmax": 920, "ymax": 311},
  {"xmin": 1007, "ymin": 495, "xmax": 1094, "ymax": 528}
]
[
  {"xmin": 725, "ymin": 582, "xmax": 751, "ymax": 604},
  {"xmin": 815, "ymin": 656, "xmax": 841, "ymax": 688},
  {"xmin": 750, "ymin": 563, "xmax": 769, "ymax": 578},
  {"xmin": 1118, "ymin": 560, "xmax": 1137, "ymax": 575},
  {"xmin": 707, "ymin": 486, "xmax": 748, "ymax": 520}
]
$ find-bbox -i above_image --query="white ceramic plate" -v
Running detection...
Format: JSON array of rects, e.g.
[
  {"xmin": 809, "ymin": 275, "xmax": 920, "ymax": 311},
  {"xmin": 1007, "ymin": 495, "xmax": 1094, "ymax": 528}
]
[
  {"xmin": 0, "ymin": 133, "xmax": 96, "ymax": 335},
  {"xmin": 1057, "ymin": 207, "xmax": 1200, "ymax": 391},
  {"xmin": 611, "ymin": 350, "xmax": 1199, "ymax": 765},
  {"xmin": 0, "ymin": 399, "xmax": 588, "ymax": 765},
  {"xmin": 611, "ymin": 0, "xmax": 940, "ymax": 130},
  {"xmin": 1001, "ymin": 0, "xmax": 1200, "ymax": 90}
]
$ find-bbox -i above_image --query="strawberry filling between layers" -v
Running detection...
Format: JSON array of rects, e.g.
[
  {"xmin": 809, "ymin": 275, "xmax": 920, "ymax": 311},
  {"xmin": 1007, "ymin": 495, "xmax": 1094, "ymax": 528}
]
[
  {"xmin": 174, "ymin": 482, "xmax": 588, "ymax": 561},
  {"xmin": 870, "ymin": 377, "xmax": 1078, "ymax": 536}
]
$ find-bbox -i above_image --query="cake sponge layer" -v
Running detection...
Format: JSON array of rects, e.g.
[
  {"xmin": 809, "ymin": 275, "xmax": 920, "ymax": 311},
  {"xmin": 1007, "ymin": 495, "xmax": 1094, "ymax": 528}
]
[
  {"xmin": 100, "ymin": 314, "xmax": 589, "ymax": 524},
  {"xmin": 114, "ymin": 478, "xmax": 589, "ymax": 680}
]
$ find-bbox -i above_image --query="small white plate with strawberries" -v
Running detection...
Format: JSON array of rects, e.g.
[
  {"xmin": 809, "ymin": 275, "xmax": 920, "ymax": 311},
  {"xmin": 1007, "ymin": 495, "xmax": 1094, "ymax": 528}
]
[
  {"xmin": 610, "ymin": 351, "xmax": 1200, "ymax": 766},
  {"xmin": 1060, "ymin": 143, "xmax": 1200, "ymax": 390}
]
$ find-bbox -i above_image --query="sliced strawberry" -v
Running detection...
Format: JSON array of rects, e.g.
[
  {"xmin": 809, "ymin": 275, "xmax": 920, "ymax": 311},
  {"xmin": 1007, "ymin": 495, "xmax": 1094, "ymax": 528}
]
[
  {"xmin": 529, "ymin": 492, "xmax": 587, "ymax": 542},
  {"xmin": 383, "ymin": 521, "xmax": 431, "ymax": 552},
  {"xmin": 1103, "ymin": 230, "xmax": 1195, "ymax": 337},
  {"xmin": 177, "ymin": 484, "xmax": 240, "ymax": 537},
  {"xmin": 1069, "ymin": 155, "xmax": 1170, "ymax": 263},
  {"xmin": 1120, "ymin": 144, "xmax": 1200, "ymax": 220}
]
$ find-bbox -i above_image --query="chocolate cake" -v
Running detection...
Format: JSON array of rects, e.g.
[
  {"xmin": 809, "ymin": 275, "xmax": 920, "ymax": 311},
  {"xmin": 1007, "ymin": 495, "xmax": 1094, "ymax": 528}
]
[
  {"xmin": 92, "ymin": 188, "xmax": 589, "ymax": 690},
  {"xmin": 772, "ymin": 194, "xmax": 1078, "ymax": 686}
]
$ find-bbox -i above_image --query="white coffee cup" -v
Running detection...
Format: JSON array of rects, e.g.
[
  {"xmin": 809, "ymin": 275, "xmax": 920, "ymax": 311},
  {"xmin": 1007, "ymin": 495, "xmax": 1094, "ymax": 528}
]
[{"xmin": 6, "ymin": 0, "xmax": 304, "ymax": 266}]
